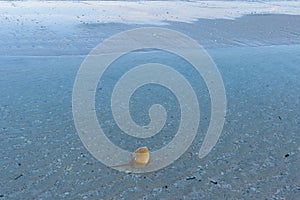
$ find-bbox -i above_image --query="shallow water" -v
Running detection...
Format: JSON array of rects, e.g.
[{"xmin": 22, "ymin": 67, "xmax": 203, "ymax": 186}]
[
  {"xmin": 1, "ymin": 1, "xmax": 300, "ymax": 199},
  {"xmin": 1, "ymin": 44, "xmax": 299, "ymax": 199}
]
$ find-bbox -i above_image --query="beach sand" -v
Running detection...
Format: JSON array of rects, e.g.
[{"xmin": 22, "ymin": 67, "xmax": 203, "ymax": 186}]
[{"xmin": 0, "ymin": 1, "xmax": 300, "ymax": 199}]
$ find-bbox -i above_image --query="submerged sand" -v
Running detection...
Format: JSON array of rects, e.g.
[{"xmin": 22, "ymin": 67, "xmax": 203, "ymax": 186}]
[{"xmin": 0, "ymin": 1, "xmax": 299, "ymax": 199}]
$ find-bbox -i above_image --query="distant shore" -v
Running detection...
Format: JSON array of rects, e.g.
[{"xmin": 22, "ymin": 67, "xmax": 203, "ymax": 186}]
[{"xmin": 0, "ymin": 1, "xmax": 299, "ymax": 56}]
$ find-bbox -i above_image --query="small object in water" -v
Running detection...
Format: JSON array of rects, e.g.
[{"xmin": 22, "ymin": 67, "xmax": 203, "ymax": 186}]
[
  {"xmin": 66, "ymin": 166, "xmax": 72, "ymax": 171},
  {"xmin": 284, "ymin": 153, "xmax": 290, "ymax": 158},
  {"xmin": 186, "ymin": 176, "xmax": 196, "ymax": 181},
  {"xmin": 14, "ymin": 174, "xmax": 23, "ymax": 180},
  {"xmin": 132, "ymin": 146, "xmax": 150, "ymax": 165},
  {"xmin": 110, "ymin": 146, "xmax": 150, "ymax": 168}
]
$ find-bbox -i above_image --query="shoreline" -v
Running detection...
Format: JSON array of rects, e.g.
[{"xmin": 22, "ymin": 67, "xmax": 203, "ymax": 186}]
[
  {"xmin": 0, "ymin": 44, "xmax": 299, "ymax": 58},
  {"xmin": 0, "ymin": 1, "xmax": 299, "ymax": 56}
]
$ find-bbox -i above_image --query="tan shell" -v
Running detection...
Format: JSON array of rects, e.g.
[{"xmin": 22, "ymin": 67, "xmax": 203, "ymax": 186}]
[
  {"xmin": 110, "ymin": 146, "xmax": 150, "ymax": 168},
  {"xmin": 131, "ymin": 146, "xmax": 150, "ymax": 166}
]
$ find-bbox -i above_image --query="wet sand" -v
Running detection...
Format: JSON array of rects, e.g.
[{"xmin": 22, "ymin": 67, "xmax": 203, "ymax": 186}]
[
  {"xmin": 0, "ymin": 1, "xmax": 299, "ymax": 56},
  {"xmin": 0, "ymin": 1, "xmax": 300, "ymax": 199}
]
